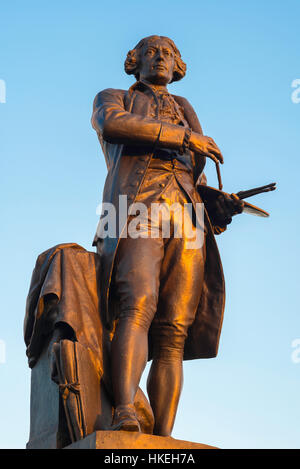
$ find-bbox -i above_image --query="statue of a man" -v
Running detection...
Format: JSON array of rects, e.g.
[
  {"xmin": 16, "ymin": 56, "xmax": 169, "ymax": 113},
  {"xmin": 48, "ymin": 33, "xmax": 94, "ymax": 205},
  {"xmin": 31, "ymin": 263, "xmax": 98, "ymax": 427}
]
[{"xmin": 91, "ymin": 35, "xmax": 242, "ymax": 436}]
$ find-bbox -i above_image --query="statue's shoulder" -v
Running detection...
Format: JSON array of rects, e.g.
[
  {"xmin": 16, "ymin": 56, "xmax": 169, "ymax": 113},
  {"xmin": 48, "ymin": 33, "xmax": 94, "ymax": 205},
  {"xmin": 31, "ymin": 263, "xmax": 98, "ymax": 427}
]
[
  {"xmin": 171, "ymin": 94, "xmax": 195, "ymax": 112},
  {"xmin": 93, "ymin": 88, "xmax": 126, "ymax": 107}
]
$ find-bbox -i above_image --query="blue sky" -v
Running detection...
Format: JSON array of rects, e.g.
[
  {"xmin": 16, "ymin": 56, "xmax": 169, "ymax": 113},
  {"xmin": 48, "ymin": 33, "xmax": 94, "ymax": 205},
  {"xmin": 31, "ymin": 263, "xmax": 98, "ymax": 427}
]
[{"xmin": 0, "ymin": 0, "xmax": 299, "ymax": 449}]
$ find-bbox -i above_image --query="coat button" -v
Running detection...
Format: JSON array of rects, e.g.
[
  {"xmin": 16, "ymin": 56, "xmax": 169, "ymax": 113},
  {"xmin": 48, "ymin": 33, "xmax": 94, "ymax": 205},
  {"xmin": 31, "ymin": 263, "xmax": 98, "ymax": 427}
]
[{"xmin": 159, "ymin": 183, "xmax": 165, "ymax": 188}]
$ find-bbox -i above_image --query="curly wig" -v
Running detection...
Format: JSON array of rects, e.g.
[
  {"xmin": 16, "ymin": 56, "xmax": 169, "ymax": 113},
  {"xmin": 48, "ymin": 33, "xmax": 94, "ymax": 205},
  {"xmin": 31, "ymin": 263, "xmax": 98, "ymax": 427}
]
[{"xmin": 124, "ymin": 35, "xmax": 186, "ymax": 83}]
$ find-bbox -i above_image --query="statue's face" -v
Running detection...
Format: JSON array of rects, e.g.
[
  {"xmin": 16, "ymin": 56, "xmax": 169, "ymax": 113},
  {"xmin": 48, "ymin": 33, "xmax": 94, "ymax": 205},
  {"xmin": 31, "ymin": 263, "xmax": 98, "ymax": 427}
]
[{"xmin": 138, "ymin": 38, "xmax": 175, "ymax": 86}]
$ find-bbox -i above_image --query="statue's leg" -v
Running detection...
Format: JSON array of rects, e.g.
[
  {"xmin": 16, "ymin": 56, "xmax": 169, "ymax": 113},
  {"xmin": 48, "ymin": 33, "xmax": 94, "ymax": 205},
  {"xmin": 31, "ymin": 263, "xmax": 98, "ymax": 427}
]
[
  {"xmin": 110, "ymin": 235, "xmax": 164, "ymax": 430},
  {"xmin": 147, "ymin": 203, "xmax": 206, "ymax": 437},
  {"xmin": 147, "ymin": 347, "xmax": 184, "ymax": 437}
]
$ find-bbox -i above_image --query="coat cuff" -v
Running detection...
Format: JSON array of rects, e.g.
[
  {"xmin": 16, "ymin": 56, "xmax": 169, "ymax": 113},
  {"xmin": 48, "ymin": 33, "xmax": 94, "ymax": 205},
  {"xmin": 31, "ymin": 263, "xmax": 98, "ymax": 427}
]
[{"xmin": 158, "ymin": 123, "xmax": 186, "ymax": 150}]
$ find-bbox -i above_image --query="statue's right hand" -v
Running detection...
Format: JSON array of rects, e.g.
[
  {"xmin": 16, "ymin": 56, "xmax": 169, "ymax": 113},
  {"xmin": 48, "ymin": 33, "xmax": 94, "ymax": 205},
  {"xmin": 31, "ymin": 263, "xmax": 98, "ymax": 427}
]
[{"xmin": 189, "ymin": 132, "xmax": 224, "ymax": 164}]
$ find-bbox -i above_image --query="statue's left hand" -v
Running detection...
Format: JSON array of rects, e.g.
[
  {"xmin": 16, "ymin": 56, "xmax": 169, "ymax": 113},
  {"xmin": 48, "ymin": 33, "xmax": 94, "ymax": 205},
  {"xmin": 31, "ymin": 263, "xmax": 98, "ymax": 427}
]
[{"xmin": 208, "ymin": 193, "xmax": 244, "ymax": 227}]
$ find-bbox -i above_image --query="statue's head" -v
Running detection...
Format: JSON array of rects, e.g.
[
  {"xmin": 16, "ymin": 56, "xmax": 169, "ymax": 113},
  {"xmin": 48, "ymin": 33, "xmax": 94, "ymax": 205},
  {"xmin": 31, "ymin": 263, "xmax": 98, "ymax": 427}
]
[{"xmin": 125, "ymin": 35, "xmax": 186, "ymax": 86}]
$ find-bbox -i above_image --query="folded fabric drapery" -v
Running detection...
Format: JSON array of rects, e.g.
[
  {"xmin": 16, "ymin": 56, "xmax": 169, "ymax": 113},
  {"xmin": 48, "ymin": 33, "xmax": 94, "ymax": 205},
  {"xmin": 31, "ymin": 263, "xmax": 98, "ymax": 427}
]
[{"xmin": 24, "ymin": 243, "xmax": 154, "ymax": 445}]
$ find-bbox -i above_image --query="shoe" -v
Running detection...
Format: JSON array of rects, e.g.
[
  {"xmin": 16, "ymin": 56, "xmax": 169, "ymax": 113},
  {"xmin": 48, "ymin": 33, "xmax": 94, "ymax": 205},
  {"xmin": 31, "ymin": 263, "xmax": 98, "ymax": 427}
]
[{"xmin": 111, "ymin": 404, "xmax": 141, "ymax": 432}]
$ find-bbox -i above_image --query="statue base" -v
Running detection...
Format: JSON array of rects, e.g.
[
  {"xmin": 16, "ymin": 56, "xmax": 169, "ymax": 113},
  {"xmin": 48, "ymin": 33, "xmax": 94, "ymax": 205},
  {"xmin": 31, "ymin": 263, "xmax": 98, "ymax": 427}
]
[{"xmin": 65, "ymin": 430, "xmax": 216, "ymax": 449}]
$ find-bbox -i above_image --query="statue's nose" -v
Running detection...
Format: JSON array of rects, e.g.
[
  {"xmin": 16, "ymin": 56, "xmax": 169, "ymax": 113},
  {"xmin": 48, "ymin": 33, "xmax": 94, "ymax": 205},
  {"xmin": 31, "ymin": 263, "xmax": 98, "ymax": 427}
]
[{"xmin": 156, "ymin": 50, "xmax": 164, "ymax": 60}]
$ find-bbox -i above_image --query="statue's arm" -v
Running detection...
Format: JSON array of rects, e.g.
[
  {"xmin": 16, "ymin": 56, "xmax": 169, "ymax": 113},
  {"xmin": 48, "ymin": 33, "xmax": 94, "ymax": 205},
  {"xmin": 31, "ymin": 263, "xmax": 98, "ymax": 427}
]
[{"xmin": 91, "ymin": 88, "xmax": 186, "ymax": 151}]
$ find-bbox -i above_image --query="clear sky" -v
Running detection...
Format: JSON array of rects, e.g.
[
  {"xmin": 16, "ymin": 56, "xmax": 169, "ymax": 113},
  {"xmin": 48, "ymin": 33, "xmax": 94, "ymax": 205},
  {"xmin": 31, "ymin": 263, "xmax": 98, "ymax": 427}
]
[{"xmin": 0, "ymin": 0, "xmax": 299, "ymax": 449}]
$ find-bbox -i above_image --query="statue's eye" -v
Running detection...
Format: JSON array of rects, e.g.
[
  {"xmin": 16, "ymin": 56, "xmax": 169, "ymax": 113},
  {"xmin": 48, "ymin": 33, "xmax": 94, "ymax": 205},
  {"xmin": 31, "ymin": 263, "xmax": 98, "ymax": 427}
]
[{"xmin": 146, "ymin": 49, "xmax": 155, "ymax": 56}]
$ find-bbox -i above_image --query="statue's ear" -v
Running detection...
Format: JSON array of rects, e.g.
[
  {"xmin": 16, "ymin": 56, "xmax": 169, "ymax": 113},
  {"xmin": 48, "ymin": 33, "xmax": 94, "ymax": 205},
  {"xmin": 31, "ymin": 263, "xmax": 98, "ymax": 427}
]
[
  {"xmin": 124, "ymin": 49, "xmax": 139, "ymax": 78},
  {"xmin": 171, "ymin": 56, "xmax": 186, "ymax": 83}
]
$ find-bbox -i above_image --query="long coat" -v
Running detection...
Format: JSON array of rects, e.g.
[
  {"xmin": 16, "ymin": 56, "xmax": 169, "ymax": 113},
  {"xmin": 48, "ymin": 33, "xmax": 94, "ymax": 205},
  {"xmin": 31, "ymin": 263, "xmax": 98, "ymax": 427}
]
[{"xmin": 91, "ymin": 81, "xmax": 225, "ymax": 360}]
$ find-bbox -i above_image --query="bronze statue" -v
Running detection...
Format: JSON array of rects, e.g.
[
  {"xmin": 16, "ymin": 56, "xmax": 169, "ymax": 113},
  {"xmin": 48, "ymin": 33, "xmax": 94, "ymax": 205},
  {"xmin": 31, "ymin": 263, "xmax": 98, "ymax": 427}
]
[
  {"xmin": 24, "ymin": 35, "xmax": 275, "ymax": 448},
  {"xmin": 91, "ymin": 35, "xmax": 244, "ymax": 436}
]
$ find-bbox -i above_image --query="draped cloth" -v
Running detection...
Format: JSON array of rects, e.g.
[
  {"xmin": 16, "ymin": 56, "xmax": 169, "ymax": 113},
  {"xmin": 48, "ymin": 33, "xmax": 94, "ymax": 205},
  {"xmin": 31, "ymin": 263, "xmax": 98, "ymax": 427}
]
[
  {"xmin": 24, "ymin": 243, "xmax": 154, "ymax": 438},
  {"xmin": 24, "ymin": 243, "xmax": 104, "ymax": 371}
]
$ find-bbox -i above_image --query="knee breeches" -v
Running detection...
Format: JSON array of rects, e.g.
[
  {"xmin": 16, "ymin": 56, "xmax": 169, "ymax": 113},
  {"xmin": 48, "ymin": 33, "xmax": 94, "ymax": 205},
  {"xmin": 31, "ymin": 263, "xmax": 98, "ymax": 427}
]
[{"xmin": 111, "ymin": 174, "xmax": 206, "ymax": 360}]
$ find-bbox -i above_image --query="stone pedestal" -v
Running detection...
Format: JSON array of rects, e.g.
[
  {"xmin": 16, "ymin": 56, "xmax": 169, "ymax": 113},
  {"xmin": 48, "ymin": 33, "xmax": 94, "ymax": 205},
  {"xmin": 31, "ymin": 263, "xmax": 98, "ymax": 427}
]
[{"xmin": 66, "ymin": 431, "xmax": 216, "ymax": 449}]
